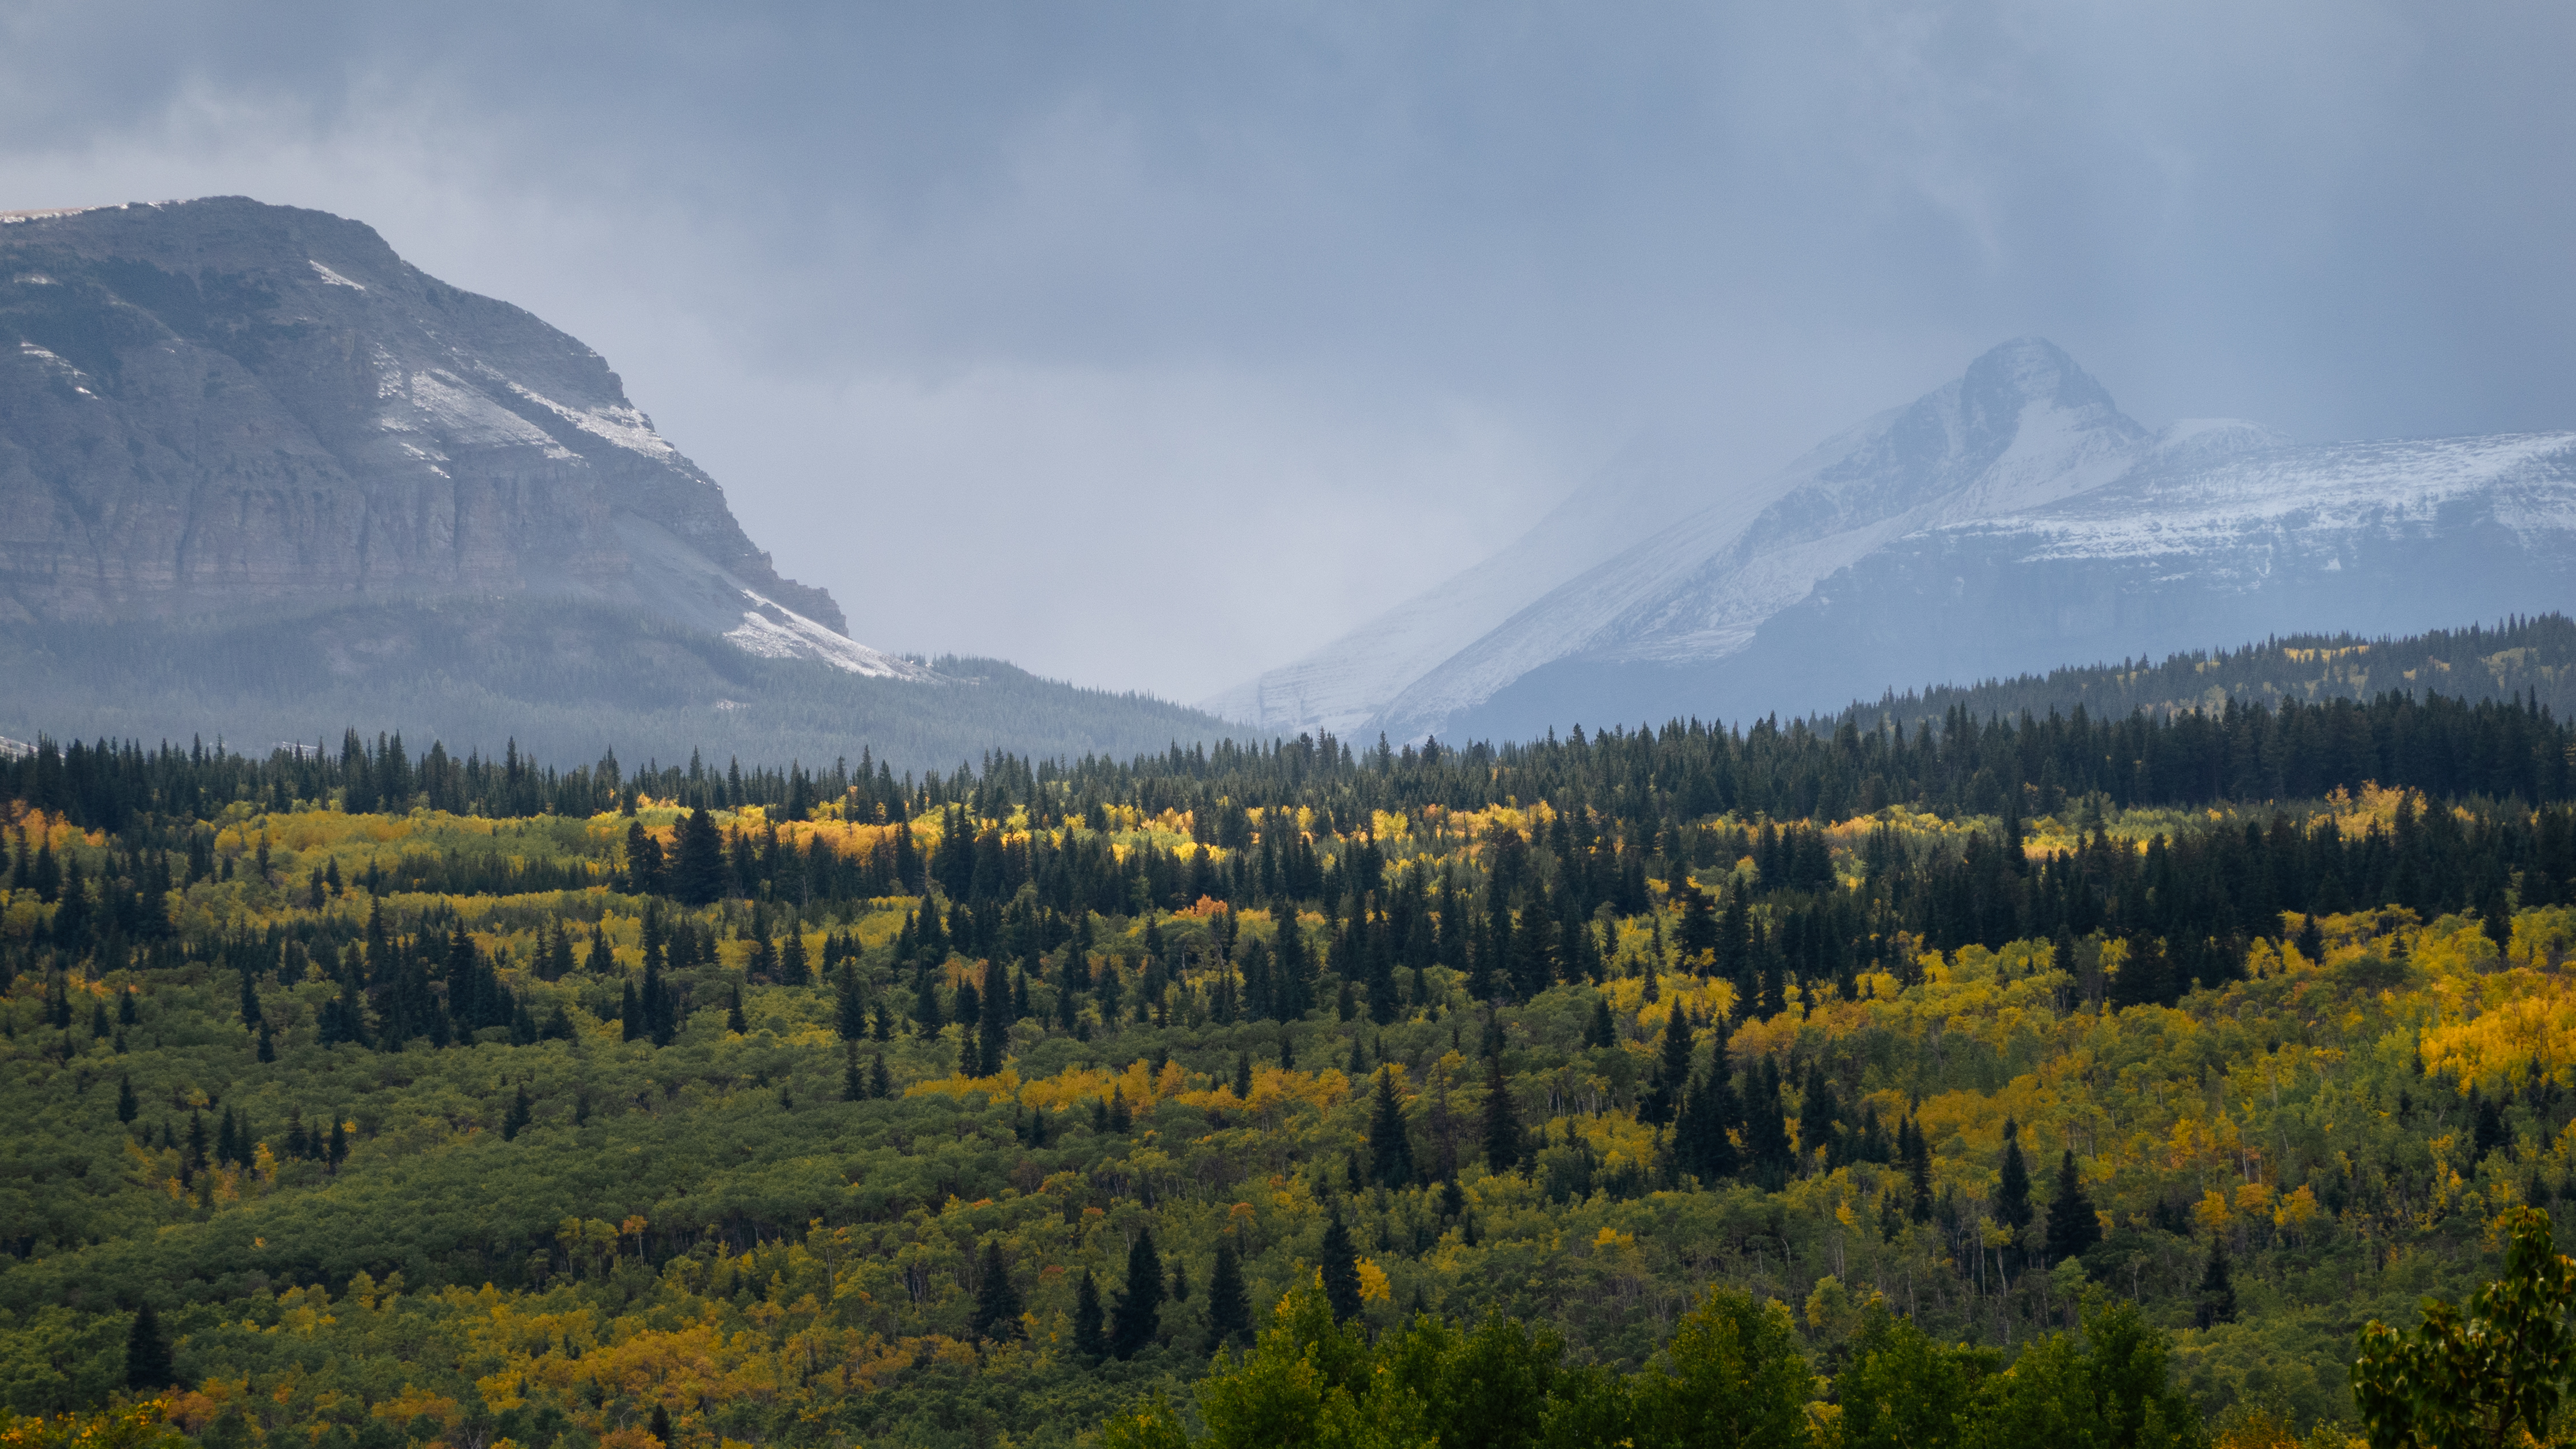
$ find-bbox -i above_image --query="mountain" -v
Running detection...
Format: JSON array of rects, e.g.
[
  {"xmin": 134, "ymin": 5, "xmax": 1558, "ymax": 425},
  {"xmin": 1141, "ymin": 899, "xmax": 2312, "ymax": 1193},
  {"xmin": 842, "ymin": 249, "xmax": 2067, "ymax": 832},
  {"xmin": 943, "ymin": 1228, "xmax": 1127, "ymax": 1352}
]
[
  {"xmin": 0, "ymin": 197, "xmax": 1236, "ymax": 768},
  {"xmin": 1193, "ymin": 423, "xmax": 1755, "ymax": 737},
  {"xmin": 1209, "ymin": 339, "xmax": 2576, "ymax": 742}
]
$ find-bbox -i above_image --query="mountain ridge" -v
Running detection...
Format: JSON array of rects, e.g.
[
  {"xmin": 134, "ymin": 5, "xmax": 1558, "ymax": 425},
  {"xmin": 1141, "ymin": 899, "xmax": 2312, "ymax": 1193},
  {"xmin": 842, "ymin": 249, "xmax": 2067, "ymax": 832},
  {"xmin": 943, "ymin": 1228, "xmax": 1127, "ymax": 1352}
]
[
  {"xmin": 1212, "ymin": 339, "xmax": 2576, "ymax": 743},
  {"xmin": 0, "ymin": 196, "xmax": 854, "ymax": 642},
  {"xmin": 0, "ymin": 197, "xmax": 1244, "ymax": 767}
]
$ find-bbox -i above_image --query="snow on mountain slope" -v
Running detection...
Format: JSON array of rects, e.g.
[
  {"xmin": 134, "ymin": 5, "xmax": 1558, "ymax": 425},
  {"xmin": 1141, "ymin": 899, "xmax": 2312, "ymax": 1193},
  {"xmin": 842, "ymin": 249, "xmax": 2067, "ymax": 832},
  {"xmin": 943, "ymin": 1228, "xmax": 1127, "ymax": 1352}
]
[
  {"xmin": 1217, "ymin": 331, "xmax": 2571, "ymax": 746},
  {"xmin": 1195, "ymin": 423, "xmax": 1790, "ymax": 735},
  {"xmin": 1365, "ymin": 339, "xmax": 2160, "ymax": 738},
  {"xmin": 1973, "ymin": 429, "xmax": 2576, "ymax": 561},
  {"xmin": 0, "ymin": 196, "xmax": 915, "ymax": 679},
  {"xmin": 1694, "ymin": 429, "xmax": 2576, "ymax": 723}
]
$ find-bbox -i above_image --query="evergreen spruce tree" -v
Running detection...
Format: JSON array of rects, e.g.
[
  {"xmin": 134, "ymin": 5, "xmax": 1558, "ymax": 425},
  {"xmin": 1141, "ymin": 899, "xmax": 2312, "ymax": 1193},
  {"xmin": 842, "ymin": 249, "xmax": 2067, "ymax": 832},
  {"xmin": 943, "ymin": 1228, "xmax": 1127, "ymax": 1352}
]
[
  {"xmin": 2045, "ymin": 1148, "xmax": 2101, "ymax": 1264},
  {"xmin": 256, "ymin": 1019, "xmax": 276, "ymax": 1063},
  {"xmin": 2196, "ymin": 1240, "xmax": 2239, "ymax": 1327},
  {"xmin": 970, "ymin": 1240, "xmax": 1024, "ymax": 1341},
  {"xmin": 671, "ymin": 808, "xmax": 728, "ymax": 906},
  {"xmin": 1584, "ymin": 996, "xmax": 1616, "ymax": 1049},
  {"xmin": 1677, "ymin": 1063, "xmax": 1740, "ymax": 1183},
  {"xmin": 1233, "ymin": 1052, "xmax": 1254, "ymax": 1100},
  {"xmin": 1642, "ymin": 1007, "xmax": 1693, "ymax": 1125},
  {"xmin": 1481, "ymin": 1054, "xmax": 1523, "ymax": 1174},
  {"xmin": 502, "ymin": 1085, "xmax": 532, "ymax": 1141},
  {"xmin": 1799, "ymin": 1065, "xmax": 1842, "ymax": 1169},
  {"xmin": 913, "ymin": 966, "xmax": 945, "ymax": 1038},
  {"xmin": 1319, "ymin": 1209, "xmax": 1363, "ymax": 1323},
  {"xmin": 1110, "ymin": 1228, "xmax": 1164, "ymax": 1358},
  {"xmin": 117, "ymin": 1074, "xmax": 138, "ymax": 1124},
  {"xmin": 1208, "ymin": 1240, "xmax": 1252, "ymax": 1347},
  {"xmin": 1367, "ymin": 1068, "xmax": 1416, "ymax": 1188},
  {"xmin": 1903, "ymin": 1117, "xmax": 1935, "ymax": 1222},
  {"xmin": 647, "ymin": 959, "xmax": 674, "ymax": 1046},
  {"xmin": 2294, "ymin": 912, "xmax": 2326, "ymax": 964},
  {"xmin": 647, "ymin": 1405, "xmax": 671, "ymax": 1445},
  {"xmin": 1717, "ymin": 885, "xmax": 1752, "ymax": 1000},
  {"xmin": 1744, "ymin": 1060, "xmax": 1791, "ymax": 1191},
  {"xmin": 1056, "ymin": 955, "xmax": 1083, "ymax": 1032},
  {"xmin": 125, "ymin": 1303, "xmax": 173, "ymax": 1390},
  {"xmin": 978, "ymin": 964, "xmax": 1009, "ymax": 1077},
  {"xmin": 1676, "ymin": 881, "xmax": 1719, "ymax": 970},
  {"xmin": 1996, "ymin": 1117, "xmax": 2033, "ymax": 1237},
  {"xmin": 726, "ymin": 985, "xmax": 747, "ymax": 1035},
  {"xmin": 623, "ymin": 821, "xmax": 666, "ymax": 897},
  {"xmin": 1073, "ymin": 1269, "xmax": 1107, "ymax": 1359},
  {"xmin": 870, "ymin": 1054, "xmax": 893, "ymax": 1099}
]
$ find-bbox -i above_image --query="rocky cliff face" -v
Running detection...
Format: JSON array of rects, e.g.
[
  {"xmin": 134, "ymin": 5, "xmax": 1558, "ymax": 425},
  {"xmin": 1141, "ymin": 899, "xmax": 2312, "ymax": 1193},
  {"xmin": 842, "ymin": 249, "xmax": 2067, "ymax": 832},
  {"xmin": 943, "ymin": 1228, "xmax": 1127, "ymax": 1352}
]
[{"xmin": 0, "ymin": 197, "xmax": 847, "ymax": 636}]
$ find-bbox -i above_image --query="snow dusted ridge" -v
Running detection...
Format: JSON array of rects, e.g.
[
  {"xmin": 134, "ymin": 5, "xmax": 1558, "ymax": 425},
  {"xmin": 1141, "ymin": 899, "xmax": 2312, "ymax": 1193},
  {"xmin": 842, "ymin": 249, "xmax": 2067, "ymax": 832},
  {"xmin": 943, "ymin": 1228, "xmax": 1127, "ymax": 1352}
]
[
  {"xmin": 1366, "ymin": 338, "xmax": 2162, "ymax": 738},
  {"xmin": 724, "ymin": 590, "xmax": 929, "ymax": 680},
  {"xmin": 1214, "ymin": 337, "xmax": 2576, "ymax": 745},
  {"xmin": 1976, "ymin": 431, "xmax": 2576, "ymax": 561}
]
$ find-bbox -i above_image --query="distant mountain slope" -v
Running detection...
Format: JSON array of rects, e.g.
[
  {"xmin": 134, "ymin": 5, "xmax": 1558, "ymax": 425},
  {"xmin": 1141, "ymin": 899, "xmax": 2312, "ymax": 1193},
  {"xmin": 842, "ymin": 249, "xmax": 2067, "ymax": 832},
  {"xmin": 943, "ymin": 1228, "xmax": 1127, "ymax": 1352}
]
[
  {"xmin": 0, "ymin": 599, "xmax": 1236, "ymax": 774},
  {"xmin": 1686, "ymin": 431, "xmax": 2576, "ymax": 729},
  {"xmin": 1384, "ymin": 340, "xmax": 2186, "ymax": 738},
  {"xmin": 1828, "ymin": 613, "xmax": 2576, "ymax": 735},
  {"xmin": 0, "ymin": 197, "xmax": 1240, "ymax": 765},
  {"xmin": 1196, "ymin": 423, "xmax": 1787, "ymax": 737},
  {"xmin": 1252, "ymin": 337, "xmax": 2576, "ymax": 744}
]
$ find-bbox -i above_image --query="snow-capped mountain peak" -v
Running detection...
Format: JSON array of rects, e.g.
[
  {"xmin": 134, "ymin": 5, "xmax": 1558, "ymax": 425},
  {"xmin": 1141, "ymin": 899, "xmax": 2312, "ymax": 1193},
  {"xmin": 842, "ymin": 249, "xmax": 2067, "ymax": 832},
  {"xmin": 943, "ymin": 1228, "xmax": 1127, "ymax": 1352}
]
[{"xmin": 1215, "ymin": 338, "xmax": 2576, "ymax": 744}]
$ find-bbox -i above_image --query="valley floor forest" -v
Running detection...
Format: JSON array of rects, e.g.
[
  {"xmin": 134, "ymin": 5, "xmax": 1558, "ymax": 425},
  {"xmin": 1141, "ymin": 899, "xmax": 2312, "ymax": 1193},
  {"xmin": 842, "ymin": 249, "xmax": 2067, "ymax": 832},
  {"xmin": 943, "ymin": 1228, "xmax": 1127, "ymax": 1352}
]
[{"xmin": 7, "ymin": 688, "xmax": 2576, "ymax": 1448}]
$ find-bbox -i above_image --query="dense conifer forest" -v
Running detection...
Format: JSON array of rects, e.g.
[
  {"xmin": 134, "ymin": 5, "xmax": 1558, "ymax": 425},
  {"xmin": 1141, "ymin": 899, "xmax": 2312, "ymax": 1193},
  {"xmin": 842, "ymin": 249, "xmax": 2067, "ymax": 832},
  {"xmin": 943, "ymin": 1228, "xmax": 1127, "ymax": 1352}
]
[
  {"xmin": 7, "ymin": 686, "xmax": 2576, "ymax": 1447},
  {"xmin": 1834, "ymin": 614, "xmax": 2576, "ymax": 735}
]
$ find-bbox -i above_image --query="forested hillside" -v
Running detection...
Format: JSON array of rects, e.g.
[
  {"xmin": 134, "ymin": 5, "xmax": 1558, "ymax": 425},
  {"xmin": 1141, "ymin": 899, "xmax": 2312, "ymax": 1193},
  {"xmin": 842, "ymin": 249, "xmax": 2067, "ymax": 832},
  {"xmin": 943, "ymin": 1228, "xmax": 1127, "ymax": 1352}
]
[
  {"xmin": 1836, "ymin": 614, "xmax": 2576, "ymax": 737},
  {"xmin": 6, "ymin": 690, "xmax": 2576, "ymax": 1447}
]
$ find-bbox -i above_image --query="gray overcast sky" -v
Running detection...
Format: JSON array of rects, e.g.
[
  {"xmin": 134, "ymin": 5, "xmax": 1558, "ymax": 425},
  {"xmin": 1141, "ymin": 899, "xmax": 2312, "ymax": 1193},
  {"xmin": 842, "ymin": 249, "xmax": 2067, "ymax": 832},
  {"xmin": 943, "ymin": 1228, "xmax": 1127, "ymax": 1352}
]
[{"xmin": 3, "ymin": 2, "xmax": 2571, "ymax": 702}]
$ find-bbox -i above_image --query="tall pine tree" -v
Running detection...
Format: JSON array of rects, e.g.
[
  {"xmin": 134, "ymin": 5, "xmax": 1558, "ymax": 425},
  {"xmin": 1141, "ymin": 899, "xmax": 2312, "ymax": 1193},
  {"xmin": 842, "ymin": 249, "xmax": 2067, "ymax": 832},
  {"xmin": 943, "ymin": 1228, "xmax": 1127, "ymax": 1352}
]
[
  {"xmin": 970, "ymin": 1240, "xmax": 1024, "ymax": 1341},
  {"xmin": 1207, "ymin": 1240, "xmax": 1252, "ymax": 1347},
  {"xmin": 1366, "ymin": 1068, "xmax": 1415, "ymax": 1188},
  {"xmin": 1481, "ymin": 1054, "xmax": 1523, "ymax": 1174},
  {"xmin": 2045, "ymin": 1148, "xmax": 2101, "ymax": 1264},
  {"xmin": 125, "ymin": 1303, "xmax": 173, "ymax": 1390},
  {"xmin": 1319, "ymin": 1209, "xmax": 1363, "ymax": 1323},
  {"xmin": 1110, "ymin": 1228, "xmax": 1163, "ymax": 1359}
]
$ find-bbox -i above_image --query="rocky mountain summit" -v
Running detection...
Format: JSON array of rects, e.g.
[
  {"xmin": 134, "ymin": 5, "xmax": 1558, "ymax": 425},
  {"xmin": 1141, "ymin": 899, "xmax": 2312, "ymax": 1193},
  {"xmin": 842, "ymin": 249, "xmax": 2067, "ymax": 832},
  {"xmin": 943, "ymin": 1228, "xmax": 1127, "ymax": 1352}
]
[
  {"xmin": 0, "ymin": 196, "xmax": 909, "ymax": 672},
  {"xmin": 0, "ymin": 198, "xmax": 1236, "ymax": 768}
]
